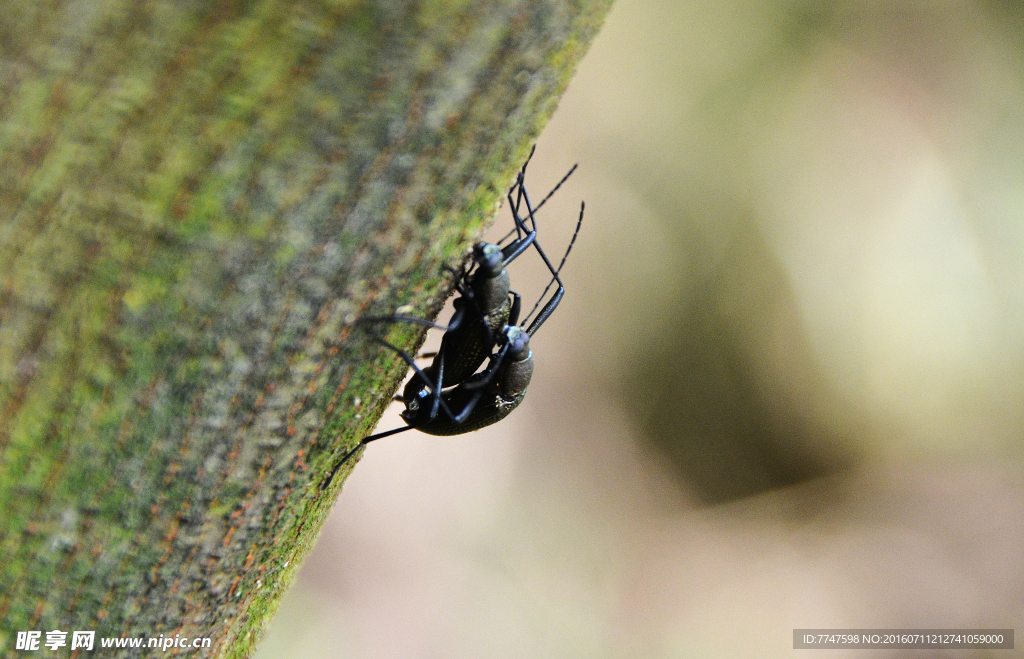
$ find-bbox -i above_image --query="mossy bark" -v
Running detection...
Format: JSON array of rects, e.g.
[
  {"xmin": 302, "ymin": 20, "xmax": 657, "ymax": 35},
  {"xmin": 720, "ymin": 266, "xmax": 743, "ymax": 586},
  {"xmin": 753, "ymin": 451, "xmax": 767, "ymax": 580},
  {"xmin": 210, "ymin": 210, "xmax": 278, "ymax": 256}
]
[{"xmin": 0, "ymin": 0, "xmax": 612, "ymax": 656}]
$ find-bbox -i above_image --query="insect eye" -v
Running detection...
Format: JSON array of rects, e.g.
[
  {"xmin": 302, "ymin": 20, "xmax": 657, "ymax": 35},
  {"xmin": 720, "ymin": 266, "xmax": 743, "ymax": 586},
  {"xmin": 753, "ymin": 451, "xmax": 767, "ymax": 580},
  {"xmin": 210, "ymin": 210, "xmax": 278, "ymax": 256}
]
[
  {"xmin": 473, "ymin": 242, "xmax": 503, "ymax": 276},
  {"xmin": 504, "ymin": 326, "xmax": 531, "ymax": 359}
]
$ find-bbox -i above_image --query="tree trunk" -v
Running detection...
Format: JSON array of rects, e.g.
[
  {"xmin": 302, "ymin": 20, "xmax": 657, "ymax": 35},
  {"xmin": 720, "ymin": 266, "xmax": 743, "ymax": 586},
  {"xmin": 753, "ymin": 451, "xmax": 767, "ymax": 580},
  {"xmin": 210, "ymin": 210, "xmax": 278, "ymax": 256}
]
[{"xmin": 0, "ymin": 0, "xmax": 612, "ymax": 655}]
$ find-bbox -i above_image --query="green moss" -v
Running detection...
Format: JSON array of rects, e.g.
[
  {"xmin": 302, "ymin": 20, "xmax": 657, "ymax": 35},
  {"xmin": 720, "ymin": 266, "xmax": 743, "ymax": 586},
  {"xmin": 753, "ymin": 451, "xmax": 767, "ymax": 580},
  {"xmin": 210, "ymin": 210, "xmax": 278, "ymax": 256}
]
[{"xmin": 0, "ymin": 0, "xmax": 614, "ymax": 656}]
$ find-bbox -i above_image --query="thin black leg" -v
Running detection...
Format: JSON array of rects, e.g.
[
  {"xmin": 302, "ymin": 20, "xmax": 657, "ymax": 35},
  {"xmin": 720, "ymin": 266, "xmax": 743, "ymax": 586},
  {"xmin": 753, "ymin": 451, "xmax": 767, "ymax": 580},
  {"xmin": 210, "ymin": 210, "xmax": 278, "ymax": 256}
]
[
  {"xmin": 374, "ymin": 335, "xmax": 457, "ymax": 420},
  {"xmin": 452, "ymin": 345, "xmax": 511, "ymax": 422},
  {"xmin": 508, "ymin": 291, "xmax": 522, "ymax": 327},
  {"xmin": 522, "ymin": 201, "xmax": 584, "ymax": 334},
  {"xmin": 358, "ymin": 315, "xmax": 452, "ymax": 332},
  {"xmin": 496, "ymin": 156, "xmax": 576, "ymax": 249},
  {"xmin": 502, "ymin": 179, "xmax": 536, "ymax": 266},
  {"xmin": 461, "ymin": 343, "xmax": 509, "ymax": 391},
  {"xmin": 319, "ymin": 425, "xmax": 417, "ymax": 491},
  {"xmin": 428, "ymin": 350, "xmax": 445, "ymax": 420}
]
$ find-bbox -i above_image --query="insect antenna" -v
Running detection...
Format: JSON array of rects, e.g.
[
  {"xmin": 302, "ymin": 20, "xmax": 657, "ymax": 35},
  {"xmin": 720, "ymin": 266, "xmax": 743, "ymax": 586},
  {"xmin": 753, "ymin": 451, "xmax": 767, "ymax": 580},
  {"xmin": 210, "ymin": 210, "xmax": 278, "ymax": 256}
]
[
  {"xmin": 496, "ymin": 160, "xmax": 578, "ymax": 250},
  {"xmin": 521, "ymin": 201, "xmax": 585, "ymax": 334},
  {"xmin": 501, "ymin": 175, "xmax": 564, "ymax": 331},
  {"xmin": 531, "ymin": 163, "xmax": 578, "ymax": 216}
]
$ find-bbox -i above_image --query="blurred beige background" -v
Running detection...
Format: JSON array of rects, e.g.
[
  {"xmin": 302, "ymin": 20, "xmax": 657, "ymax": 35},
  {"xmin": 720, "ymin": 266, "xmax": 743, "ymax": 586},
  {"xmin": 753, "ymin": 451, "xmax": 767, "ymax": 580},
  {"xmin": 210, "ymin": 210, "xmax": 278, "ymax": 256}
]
[{"xmin": 257, "ymin": 0, "xmax": 1024, "ymax": 656}]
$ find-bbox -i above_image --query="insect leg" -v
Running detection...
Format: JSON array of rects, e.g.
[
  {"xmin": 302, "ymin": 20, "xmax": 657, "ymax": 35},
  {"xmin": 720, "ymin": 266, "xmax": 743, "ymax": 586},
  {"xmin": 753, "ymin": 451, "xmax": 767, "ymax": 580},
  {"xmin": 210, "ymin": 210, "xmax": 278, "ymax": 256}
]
[
  {"xmin": 500, "ymin": 179, "xmax": 537, "ymax": 265},
  {"xmin": 459, "ymin": 343, "xmax": 510, "ymax": 391},
  {"xmin": 373, "ymin": 335, "xmax": 457, "ymax": 421},
  {"xmin": 451, "ymin": 387, "xmax": 488, "ymax": 424},
  {"xmin": 319, "ymin": 424, "xmax": 418, "ymax": 491},
  {"xmin": 516, "ymin": 181, "xmax": 563, "ymax": 286},
  {"xmin": 508, "ymin": 291, "xmax": 522, "ymax": 327},
  {"xmin": 443, "ymin": 264, "xmax": 473, "ymax": 298},
  {"xmin": 502, "ymin": 161, "xmax": 579, "ymax": 246},
  {"xmin": 428, "ymin": 350, "xmax": 445, "ymax": 421},
  {"xmin": 495, "ymin": 157, "xmax": 578, "ymax": 249},
  {"xmin": 501, "ymin": 146, "xmax": 562, "ymax": 265},
  {"xmin": 357, "ymin": 315, "xmax": 452, "ymax": 331},
  {"xmin": 357, "ymin": 293, "xmax": 469, "ymax": 335},
  {"xmin": 523, "ymin": 201, "xmax": 585, "ymax": 335},
  {"xmin": 450, "ymin": 345, "xmax": 511, "ymax": 424},
  {"xmin": 511, "ymin": 146, "xmax": 537, "ymax": 243}
]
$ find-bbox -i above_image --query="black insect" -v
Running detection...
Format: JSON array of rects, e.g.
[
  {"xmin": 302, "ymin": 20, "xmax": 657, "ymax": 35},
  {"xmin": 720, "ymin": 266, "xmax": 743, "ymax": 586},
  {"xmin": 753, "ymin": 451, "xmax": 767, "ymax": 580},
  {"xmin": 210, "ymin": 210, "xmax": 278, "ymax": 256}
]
[{"xmin": 321, "ymin": 149, "xmax": 583, "ymax": 489}]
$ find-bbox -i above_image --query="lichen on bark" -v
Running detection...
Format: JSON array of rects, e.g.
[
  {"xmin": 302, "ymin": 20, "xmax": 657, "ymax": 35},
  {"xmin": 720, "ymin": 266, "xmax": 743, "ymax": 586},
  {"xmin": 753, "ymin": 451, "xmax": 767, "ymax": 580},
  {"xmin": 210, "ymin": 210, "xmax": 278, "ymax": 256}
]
[{"xmin": 0, "ymin": 0, "xmax": 613, "ymax": 656}]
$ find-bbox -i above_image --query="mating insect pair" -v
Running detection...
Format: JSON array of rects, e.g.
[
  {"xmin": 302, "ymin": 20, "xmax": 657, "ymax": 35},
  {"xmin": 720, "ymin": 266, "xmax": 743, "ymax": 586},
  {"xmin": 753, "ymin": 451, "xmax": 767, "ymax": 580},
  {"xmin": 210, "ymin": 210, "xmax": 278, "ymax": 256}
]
[{"xmin": 322, "ymin": 148, "xmax": 583, "ymax": 489}]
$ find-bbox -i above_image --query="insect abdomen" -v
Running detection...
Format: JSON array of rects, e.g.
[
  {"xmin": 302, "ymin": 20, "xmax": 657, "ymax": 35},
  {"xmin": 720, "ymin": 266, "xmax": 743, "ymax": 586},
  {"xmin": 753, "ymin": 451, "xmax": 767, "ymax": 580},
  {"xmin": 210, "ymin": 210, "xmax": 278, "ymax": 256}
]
[{"xmin": 415, "ymin": 389, "xmax": 526, "ymax": 436}]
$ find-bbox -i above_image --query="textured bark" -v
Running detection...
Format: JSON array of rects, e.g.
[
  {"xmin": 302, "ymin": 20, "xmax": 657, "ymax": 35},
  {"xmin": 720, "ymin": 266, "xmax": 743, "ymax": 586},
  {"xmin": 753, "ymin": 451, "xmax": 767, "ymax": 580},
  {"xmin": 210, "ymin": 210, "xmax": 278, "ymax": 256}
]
[{"xmin": 0, "ymin": 0, "xmax": 612, "ymax": 656}]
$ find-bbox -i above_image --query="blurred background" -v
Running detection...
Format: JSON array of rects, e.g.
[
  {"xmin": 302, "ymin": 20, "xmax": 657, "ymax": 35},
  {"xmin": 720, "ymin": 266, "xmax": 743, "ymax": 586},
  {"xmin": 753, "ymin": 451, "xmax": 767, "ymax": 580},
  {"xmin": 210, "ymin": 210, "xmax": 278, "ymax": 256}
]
[{"xmin": 257, "ymin": 0, "xmax": 1024, "ymax": 656}]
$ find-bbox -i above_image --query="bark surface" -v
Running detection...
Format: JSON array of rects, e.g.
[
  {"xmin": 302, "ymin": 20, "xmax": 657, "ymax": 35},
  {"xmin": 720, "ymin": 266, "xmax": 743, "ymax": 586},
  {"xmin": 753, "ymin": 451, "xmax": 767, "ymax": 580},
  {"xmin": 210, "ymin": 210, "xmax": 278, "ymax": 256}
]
[{"xmin": 0, "ymin": 0, "xmax": 612, "ymax": 655}]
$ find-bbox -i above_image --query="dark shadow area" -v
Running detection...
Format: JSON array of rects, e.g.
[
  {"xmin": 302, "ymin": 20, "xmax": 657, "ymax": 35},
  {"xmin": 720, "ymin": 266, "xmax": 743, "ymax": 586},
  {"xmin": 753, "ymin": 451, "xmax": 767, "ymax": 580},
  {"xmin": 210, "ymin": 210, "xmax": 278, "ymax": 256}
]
[{"xmin": 621, "ymin": 215, "xmax": 856, "ymax": 504}]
